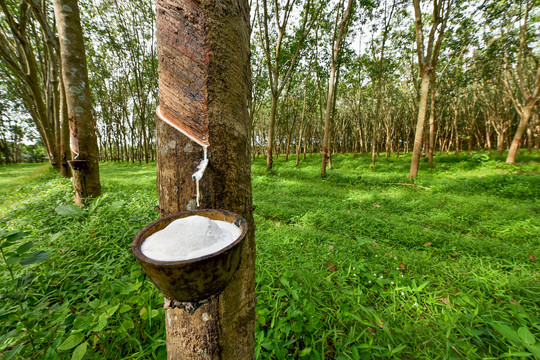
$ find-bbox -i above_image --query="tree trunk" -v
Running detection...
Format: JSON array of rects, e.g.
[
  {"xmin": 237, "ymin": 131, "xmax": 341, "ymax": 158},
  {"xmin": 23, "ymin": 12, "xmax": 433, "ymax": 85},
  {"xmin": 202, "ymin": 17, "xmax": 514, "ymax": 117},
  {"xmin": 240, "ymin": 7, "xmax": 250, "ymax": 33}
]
[
  {"xmin": 410, "ymin": 0, "xmax": 450, "ymax": 179},
  {"xmin": 266, "ymin": 95, "xmax": 277, "ymax": 170},
  {"xmin": 53, "ymin": 0, "xmax": 101, "ymax": 204},
  {"xmin": 59, "ymin": 74, "xmax": 72, "ymax": 178},
  {"xmin": 321, "ymin": 0, "xmax": 353, "ymax": 177},
  {"xmin": 535, "ymin": 123, "xmax": 540, "ymax": 153},
  {"xmin": 526, "ymin": 123, "xmax": 532, "ymax": 154},
  {"xmin": 427, "ymin": 74, "xmax": 435, "ymax": 168},
  {"xmin": 409, "ymin": 70, "xmax": 430, "ymax": 180},
  {"xmin": 485, "ymin": 120, "xmax": 492, "ymax": 154},
  {"xmin": 506, "ymin": 105, "xmax": 533, "ymax": 164},
  {"xmin": 453, "ymin": 106, "xmax": 459, "ymax": 156},
  {"xmin": 371, "ymin": 133, "xmax": 376, "ymax": 165},
  {"xmin": 496, "ymin": 131, "xmax": 504, "ymax": 156},
  {"xmin": 155, "ymin": 0, "xmax": 255, "ymax": 358}
]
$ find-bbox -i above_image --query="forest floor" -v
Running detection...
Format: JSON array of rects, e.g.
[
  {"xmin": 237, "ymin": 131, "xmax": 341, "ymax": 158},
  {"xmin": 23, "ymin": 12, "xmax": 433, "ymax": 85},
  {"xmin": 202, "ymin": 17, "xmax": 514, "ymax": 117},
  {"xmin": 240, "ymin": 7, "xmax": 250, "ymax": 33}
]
[{"xmin": 0, "ymin": 152, "xmax": 539, "ymax": 359}]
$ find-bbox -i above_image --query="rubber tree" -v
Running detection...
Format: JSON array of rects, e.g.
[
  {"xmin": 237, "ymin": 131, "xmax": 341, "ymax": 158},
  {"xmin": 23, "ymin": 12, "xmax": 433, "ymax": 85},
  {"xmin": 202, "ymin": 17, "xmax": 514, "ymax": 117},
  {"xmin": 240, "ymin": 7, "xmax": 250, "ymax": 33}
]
[
  {"xmin": 409, "ymin": 0, "xmax": 452, "ymax": 181},
  {"xmin": 256, "ymin": 0, "xmax": 319, "ymax": 171},
  {"xmin": 0, "ymin": 1, "xmax": 62, "ymax": 171},
  {"xmin": 503, "ymin": 0, "xmax": 540, "ymax": 164},
  {"xmin": 155, "ymin": 0, "xmax": 255, "ymax": 358},
  {"xmin": 53, "ymin": 0, "xmax": 101, "ymax": 204},
  {"xmin": 321, "ymin": 0, "xmax": 354, "ymax": 177}
]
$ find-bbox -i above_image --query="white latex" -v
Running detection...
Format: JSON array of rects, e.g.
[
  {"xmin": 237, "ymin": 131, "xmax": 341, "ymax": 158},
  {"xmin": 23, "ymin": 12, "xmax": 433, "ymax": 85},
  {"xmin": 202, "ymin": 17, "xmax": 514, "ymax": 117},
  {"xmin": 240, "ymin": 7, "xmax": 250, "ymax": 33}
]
[
  {"xmin": 192, "ymin": 146, "xmax": 208, "ymax": 207},
  {"xmin": 141, "ymin": 215, "xmax": 242, "ymax": 261}
]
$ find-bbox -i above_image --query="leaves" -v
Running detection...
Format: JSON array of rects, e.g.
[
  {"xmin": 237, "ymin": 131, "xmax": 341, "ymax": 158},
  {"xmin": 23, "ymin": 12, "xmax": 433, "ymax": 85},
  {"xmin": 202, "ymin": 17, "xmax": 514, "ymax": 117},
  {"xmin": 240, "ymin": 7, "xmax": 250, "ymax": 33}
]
[
  {"xmin": 1, "ymin": 231, "xmax": 28, "ymax": 248},
  {"xmin": 109, "ymin": 200, "xmax": 125, "ymax": 210},
  {"xmin": 19, "ymin": 251, "xmax": 49, "ymax": 265},
  {"xmin": 120, "ymin": 319, "xmax": 135, "ymax": 331},
  {"xmin": 6, "ymin": 231, "xmax": 29, "ymax": 243},
  {"xmin": 492, "ymin": 323, "xmax": 522, "ymax": 344},
  {"xmin": 71, "ymin": 342, "xmax": 87, "ymax": 360},
  {"xmin": 6, "ymin": 255, "xmax": 21, "ymax": 266},
  {"xmin": 58, "ymin": 333, "xmax": 85, "ymax": 351},
  {"xmin": 517, "ymin": 327, "xmax": 536, "ymax": 345},
  {"xmin": 92, "ymin": 317, "xmax": 108, "ymax": 332},
  {"xmin": 16, "ymin": 241, "xmax": 33, "ymax": 255},
  {"xmin": 55, "ymin": 205, "xmax": 84, "ymax": 217}
]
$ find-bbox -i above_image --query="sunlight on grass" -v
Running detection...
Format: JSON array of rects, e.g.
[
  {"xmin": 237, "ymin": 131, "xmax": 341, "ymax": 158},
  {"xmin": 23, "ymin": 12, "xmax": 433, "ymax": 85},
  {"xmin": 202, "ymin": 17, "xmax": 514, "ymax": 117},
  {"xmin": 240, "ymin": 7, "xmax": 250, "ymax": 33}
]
[
  {"xmin": 0, "ymin": 163, "xmax": 50, "ymax": 197},
  {"xmin": 0, "ymin": 153, "xmax": 539, "ymax": 359}
]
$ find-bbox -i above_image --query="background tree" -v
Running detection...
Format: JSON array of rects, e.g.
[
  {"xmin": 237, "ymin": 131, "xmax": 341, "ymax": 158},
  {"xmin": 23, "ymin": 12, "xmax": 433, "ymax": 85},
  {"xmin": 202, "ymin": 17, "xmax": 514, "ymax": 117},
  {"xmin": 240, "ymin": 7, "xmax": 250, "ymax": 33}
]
[
  {"xmin": 53, "ymin": 0, "xmax": 101, "ymax": 204},
  {"xmin": 321, "ymin": 0, "xmax": 354, "ymax": 177},
  {"xmin": 0, "ymin": 0, "xmax": 67, "ymax": 171},
  {"xmin": 409, "ymin": 0, "xmax": 452, "ymax": 180},
  {"xmin": 500, "ymin": 0, "xmax": 540, "ymax": 164},
  {"xmin": 256, "ymin": 0, "xmax": 320, "ymax": 170}
]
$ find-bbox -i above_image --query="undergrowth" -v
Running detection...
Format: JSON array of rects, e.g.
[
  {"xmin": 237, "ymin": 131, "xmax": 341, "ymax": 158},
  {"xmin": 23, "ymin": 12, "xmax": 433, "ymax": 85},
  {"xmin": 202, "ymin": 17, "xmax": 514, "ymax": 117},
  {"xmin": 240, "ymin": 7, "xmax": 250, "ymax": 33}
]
[{"xmin": 0, "ymin": 152, "xmax": 539, "ymax": 359}]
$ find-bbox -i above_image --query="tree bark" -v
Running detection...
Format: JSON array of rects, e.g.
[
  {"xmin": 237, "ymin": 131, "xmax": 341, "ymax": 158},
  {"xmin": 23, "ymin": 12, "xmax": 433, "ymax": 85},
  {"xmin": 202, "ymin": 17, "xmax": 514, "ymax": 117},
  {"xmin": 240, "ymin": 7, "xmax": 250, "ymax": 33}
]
[
  {"xmin": 409, "ymin": 0, "xmax": 450, "ymax": 181},
  {"xmin": 266, "ymin": 95, "xmax": 277, "ymax": 170},
  {"xmin": 321, "ymin": 0, "xmax": 353, "ymax": 177},
  {"xmin": 507, "ymin": 105, "xmax": 533, "ymax": 163},
  {"xmin": 409, "ymin": 70, "xmax": 430, "ymax": 180},
  {"xmin": 427, "ymin": 73, "xmax": 435, "ymax": 168},
  {"xmin": 502, "ymin": 2, "xmax": 540, "ymax": 164},
  {"xmin": 53, "ymin": 0, "xmax": 101, "ymax": 204},
  {"xmin": 59, "ymin": 73, "xmax": 72, "ymax": 178},
  {"xmin": 0, "ymin": 2, "xmax": 61, "ymax": 170},
  {"xmin": 155, "ymin": 0, "xmax": 255, "ymax": 358},
  {"xmin": 453, "ymin": 105, "xmax": 459, "ymax": 156}
]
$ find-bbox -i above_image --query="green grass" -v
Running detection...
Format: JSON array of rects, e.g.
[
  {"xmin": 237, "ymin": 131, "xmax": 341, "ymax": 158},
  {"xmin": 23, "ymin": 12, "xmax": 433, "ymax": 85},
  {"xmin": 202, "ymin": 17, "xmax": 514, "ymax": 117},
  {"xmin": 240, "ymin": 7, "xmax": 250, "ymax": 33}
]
[
  {"xmin": 0, "ymin": 163, "xmax": 50, "ymax": 203},
  {"xmin": 0, "ymin": 152, "xmax": 539, "ymax": 359}
]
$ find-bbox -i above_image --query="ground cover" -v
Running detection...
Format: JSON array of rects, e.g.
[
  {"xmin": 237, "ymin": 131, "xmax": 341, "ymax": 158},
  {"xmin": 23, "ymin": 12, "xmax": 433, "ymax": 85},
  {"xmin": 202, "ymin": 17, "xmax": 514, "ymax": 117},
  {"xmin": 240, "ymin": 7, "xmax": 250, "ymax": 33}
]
[
  {"xmin": 0, "ymin": 163, "xmax": 50, "ymax": 203},
  {"xmin": 0, "ymin": 153, "xmax": 539, "ymax": 359}
]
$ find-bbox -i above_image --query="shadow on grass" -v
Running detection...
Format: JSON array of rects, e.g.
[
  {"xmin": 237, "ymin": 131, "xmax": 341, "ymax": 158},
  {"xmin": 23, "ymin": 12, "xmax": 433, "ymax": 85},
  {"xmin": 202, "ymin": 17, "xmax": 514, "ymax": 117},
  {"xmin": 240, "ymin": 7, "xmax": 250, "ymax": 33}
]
[{"xmin": 434, "ymin": 173, "xmax": 540, "ymax": 199}]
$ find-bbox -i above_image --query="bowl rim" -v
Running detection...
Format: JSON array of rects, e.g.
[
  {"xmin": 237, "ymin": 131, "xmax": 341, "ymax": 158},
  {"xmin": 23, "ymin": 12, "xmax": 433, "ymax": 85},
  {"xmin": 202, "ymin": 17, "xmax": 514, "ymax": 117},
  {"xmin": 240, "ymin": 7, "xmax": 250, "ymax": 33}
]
[{"xmin": 131, "ymin": 209, "xmax": 248, "ymax": 266}]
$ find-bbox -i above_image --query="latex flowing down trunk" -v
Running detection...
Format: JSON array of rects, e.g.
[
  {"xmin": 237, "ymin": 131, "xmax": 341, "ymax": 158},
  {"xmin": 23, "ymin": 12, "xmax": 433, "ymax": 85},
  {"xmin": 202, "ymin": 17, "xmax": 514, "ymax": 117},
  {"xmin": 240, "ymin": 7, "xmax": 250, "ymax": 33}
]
[
  {"xmin": 155, "ymin": 0, "xmax": 255, "ymax": 358},
  {"xmin": 53, "ymin": 0, "xmax": 101, "ymax": 204}
]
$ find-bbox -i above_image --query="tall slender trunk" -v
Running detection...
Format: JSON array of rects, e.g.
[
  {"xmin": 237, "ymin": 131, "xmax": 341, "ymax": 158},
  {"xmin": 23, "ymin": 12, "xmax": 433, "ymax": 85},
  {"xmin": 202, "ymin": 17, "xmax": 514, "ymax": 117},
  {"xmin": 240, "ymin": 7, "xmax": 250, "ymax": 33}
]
[
  {"xmin": 486, "ymin": 119, "xmax": 492, "ymax": 154},
  {"xmin": 296, "ymin": 81, "xmax": 308, "ymax": 166},
  {"xmin": 526, "ymin": 125, "xmax": 532, "ymax": 154},
  {"xmin": 266, "ymin": 95, "xmax": 277, "ymax": 170},
  {"xmin": 410, "ymin": 0, "xmax": 450, "ymax": 180},
  {"xmin": 506, "ymin": 106, "xmax": 533, "ymax": 163},
  {"xmin": 496, "ymin": 130, "xmax": 504, "ymax": 156},
  {"xmin": 535, "ymin": 124, "xmax": 540, "ymax": 153},
  {"xmin": 321, "ymin": 0, "xmax": 352, "ymax": 177},
  {"xmin": 53, "ymin": 0, "xmax": 101, "ymax": 204},
  {"xmin": 409, "ymin": 70, "xmax": 430, "ymax": 180},
  {"xmin": 427, "ymin": 73, "xmax": 435, "ymax": 168},
  {"xmin": 454, "ymin": 106, "xmax": 459, "ymax": 156},
  {"xmin": 59, "ymin": 74, "xmax": 72, "ymax": 178}
]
